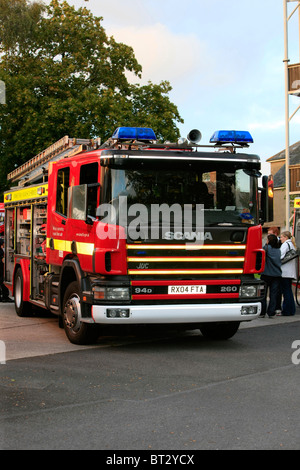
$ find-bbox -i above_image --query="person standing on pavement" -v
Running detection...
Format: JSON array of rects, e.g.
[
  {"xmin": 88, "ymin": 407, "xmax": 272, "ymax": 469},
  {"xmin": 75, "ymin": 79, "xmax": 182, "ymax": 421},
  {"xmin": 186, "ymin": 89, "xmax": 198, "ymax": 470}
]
[
  {"xmin": 262, "ymin": 226, "xmax": 281, "ymax": 246},
  {"xmin": 267, "ymin": 226, "xmax": 282, "ymax": 313},
  {"xmin": 260, "ymin": 234, "xmax": 282, "ymax": 318},
  {"xmin": 267, "ymin": 226, "xmax": 281, "ymax": 246},
  {"xmin": 279, "ymin": 231, "xmax": 297, "ymax": 316},
  {"xmin": 0, "ymin": 238, "xmax": 13, "ymax": 303}
]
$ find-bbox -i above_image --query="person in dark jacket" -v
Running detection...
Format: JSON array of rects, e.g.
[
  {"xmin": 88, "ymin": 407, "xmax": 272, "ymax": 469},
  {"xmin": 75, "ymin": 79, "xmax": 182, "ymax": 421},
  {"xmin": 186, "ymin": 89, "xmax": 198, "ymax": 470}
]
[
  {"xmin": 0, "ymin": 238, "xmax": 13, "ymax": 302},
  {"xmin": 267, "ymin": 226, "xmax": 282, "ymax": 312},
  {"xmin": 260, "ymin": 234, "xmax": 282, "ymax": 318}
]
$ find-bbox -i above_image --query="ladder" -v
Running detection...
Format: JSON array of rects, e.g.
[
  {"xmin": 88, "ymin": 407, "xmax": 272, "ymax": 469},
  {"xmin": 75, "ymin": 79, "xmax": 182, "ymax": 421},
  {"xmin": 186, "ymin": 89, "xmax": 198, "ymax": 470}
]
[{"xmin": 8, "ymin": 136, "xmax": 100, "ymax": 186}]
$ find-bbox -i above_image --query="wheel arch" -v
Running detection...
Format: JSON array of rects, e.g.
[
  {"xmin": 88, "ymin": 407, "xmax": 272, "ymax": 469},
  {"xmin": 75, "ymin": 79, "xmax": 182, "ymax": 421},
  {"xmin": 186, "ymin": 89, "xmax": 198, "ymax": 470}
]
[{"xmin": 59, "ymin": 258, "xmax": 83, "ymax": 314}]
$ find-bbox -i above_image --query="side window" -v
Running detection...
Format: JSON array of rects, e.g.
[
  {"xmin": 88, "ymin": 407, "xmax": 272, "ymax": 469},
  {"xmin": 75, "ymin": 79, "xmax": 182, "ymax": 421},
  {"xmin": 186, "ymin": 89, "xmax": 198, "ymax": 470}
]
[
  {"xmin": 80, "ymin": 162, "xmax": 99, "ymax": 217},
  {"xmin": 56, "ymin": 167, "xmax": 70, "ymax": 217}
]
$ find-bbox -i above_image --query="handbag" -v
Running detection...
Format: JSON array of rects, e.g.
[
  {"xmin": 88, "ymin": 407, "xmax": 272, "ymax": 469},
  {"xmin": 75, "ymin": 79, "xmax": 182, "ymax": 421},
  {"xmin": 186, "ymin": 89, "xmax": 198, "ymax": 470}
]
[{"xmin": 281, "ymin": 241, "xmax": 298, "ymax": 265}]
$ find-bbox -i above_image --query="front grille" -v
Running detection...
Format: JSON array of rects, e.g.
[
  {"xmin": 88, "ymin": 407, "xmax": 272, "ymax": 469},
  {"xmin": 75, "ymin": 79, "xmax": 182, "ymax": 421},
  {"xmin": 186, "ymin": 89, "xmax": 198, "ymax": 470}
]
[{"xmin": 126, "ymin": 242, "xmax": 245, "ymax": 277}]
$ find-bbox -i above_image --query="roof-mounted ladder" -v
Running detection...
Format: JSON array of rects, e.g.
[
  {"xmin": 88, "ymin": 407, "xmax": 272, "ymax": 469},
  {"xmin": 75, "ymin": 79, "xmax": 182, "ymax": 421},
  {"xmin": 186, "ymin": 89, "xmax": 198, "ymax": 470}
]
[{"xmin": 8, "ymin": 135, "xmax": 100, "ymax": 185}]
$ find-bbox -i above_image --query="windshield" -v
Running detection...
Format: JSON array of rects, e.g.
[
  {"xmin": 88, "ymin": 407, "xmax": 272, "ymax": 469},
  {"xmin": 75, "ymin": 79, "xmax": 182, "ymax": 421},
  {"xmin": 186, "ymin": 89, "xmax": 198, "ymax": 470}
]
[{"xmin": 100, "ymin": 163, "xmax": 258, "ymax": 228}]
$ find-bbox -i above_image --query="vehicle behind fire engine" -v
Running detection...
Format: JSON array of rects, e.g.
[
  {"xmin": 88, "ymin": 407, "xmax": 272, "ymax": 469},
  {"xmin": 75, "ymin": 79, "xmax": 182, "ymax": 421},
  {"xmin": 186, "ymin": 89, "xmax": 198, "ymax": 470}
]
[
  {"xmin": 3, "ymin": 128, "xmax": 273, "ymax": 344},
  {"xmin": 0, "ymin": 203, "xmax": 4, "ymax": 236}
]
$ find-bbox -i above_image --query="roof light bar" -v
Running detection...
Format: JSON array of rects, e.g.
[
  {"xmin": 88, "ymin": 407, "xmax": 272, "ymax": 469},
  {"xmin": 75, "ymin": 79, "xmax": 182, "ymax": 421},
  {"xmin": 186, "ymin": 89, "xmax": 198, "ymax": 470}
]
[
  {"xmin": 112, "ymin": 127, "xmax": 157, "ymax": 142},
  {"xmin": 210, "ymin": 130, "xmax": 253, "ymax": 145}
]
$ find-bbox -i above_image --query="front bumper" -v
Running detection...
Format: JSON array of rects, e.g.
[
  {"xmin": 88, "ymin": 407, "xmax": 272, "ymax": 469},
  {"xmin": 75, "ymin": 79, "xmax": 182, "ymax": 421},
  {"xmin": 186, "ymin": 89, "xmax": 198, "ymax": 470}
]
[{"xmin": 89, "ymin": 302, "xmax": 261, "ymax": 325}]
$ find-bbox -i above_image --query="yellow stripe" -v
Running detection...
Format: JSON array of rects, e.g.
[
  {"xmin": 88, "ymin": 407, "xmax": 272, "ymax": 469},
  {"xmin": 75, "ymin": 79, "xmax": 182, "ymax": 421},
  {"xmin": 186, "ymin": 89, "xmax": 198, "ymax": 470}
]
[
  {"xmin": 128, "ymin": 269, "xmax": 244, "ymax": 275},
  {"xmin": 46, "ymin": 238, "xmax": 94, "ymax": 255},
  {"xmin": 127, "ymin": 244, "xmax": 246, "ymax": 250},
  {"xmin": 127, "ymin": 257, "xmax": 245, "ymax": 262},
  {"xmin": 52, "ymin": 239, "xmax": 72, "ymax": 252},
  {"xmin": 76, "ymin": 242, "xmax": 94, "ymax": 256}
]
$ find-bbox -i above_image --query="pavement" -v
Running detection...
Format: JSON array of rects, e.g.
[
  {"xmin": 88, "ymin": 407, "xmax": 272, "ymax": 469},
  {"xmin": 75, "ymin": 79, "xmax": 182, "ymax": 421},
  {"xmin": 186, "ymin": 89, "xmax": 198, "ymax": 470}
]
[
  {"xmin": 0, "ymin": 305, "xmax": 97, "ymax": 361},
  {"xmin": 1, "ymin": 302, "xmax": 300, "ymax": 362}
]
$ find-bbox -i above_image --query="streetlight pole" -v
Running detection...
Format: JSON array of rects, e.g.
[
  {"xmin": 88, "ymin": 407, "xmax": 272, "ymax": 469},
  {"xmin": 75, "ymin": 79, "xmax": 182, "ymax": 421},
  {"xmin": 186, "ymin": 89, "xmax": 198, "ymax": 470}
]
[
  {"xmin": 283, "ymin": 0, "xmax": 290, "ymax": 231},
  {"xmin": 283, "ymin": 0, "xmax": 300, "ymax": 230}
]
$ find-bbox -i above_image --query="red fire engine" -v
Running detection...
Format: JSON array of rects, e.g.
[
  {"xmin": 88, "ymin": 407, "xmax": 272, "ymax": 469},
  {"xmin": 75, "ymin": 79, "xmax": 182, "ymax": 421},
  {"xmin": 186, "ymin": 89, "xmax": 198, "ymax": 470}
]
[{"xmin": 3, "ymin": 128, "xmax": 273, "ymax": 344}]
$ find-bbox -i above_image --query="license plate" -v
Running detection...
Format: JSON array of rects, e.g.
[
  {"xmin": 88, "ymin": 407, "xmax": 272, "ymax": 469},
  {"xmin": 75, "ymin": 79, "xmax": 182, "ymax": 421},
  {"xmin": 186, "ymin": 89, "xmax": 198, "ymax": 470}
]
[{"xmin": 168, "ymin": 285, "xmax": 206, "ymax": 295}]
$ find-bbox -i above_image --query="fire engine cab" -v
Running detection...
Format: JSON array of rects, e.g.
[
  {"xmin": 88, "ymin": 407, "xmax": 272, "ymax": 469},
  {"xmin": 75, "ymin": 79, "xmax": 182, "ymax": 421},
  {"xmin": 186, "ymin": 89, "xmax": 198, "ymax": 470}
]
[{"xmin": 3, "ymin": 128, "xmax": 273, "ymax": 344}]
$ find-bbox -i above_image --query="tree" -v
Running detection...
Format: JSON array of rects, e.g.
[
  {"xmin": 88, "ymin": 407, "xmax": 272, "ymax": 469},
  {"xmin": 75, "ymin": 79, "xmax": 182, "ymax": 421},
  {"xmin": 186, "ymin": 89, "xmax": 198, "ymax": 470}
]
[
  {"xmin": 0, "ymin": 0, "xmax": 45, "ymax": 52},
  {"xmin": 0, "ymin": 0, "xmax": 183, "ymax": 195}
]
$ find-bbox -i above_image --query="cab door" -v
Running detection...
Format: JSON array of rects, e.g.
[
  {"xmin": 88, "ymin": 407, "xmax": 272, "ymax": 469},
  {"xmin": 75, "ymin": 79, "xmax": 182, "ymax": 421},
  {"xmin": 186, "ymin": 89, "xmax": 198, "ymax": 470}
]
[
  {"xmin": 47, "ymin": 165, "xmax": 70, "ymax": 266},
  {"xmin": 66, "ymin": 162, "xmax": 100, "ymax": 273}
]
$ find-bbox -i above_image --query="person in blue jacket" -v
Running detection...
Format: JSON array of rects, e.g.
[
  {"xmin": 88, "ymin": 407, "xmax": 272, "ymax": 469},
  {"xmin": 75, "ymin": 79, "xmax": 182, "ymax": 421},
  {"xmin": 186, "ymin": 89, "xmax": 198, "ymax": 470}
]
[{"xmin": 260, "ymin": 234, "xmax": 282, "ymax": 318}]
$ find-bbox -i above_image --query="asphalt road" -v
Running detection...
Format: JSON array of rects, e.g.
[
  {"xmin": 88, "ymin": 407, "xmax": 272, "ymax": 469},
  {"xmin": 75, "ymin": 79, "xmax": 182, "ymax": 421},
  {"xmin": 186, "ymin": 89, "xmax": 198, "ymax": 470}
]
[{"xmin": 1, "ymin": 304, "xmax": 300, "ymax": 451}]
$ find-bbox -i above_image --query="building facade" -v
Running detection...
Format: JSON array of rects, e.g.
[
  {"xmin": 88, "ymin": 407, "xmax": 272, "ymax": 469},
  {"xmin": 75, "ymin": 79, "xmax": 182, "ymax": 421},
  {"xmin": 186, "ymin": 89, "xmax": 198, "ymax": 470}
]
[{"xmin": 265, "ymin": 141, "xmax": 300, "ymax": 230}]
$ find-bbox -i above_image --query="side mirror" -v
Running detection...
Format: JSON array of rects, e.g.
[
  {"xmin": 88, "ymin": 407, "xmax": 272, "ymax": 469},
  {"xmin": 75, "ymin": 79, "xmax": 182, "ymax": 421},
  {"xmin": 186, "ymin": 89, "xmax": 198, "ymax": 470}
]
[
  {"xmin": 267, "ymin": 175, "xmax": 274, "ymax": 221},
  {"xmin": 85, "ymin": 215, "xmax": 94, "ymax": 225},
  {"xmin": 260, "ymin": 175, "xmax": 274, "ymax": 224}
]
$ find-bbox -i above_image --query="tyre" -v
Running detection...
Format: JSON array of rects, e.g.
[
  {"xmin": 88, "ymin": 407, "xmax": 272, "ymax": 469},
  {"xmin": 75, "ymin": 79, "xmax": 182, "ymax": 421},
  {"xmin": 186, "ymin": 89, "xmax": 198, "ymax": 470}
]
[
  {"xmin": 199, "ymin": 321, "xmax": 240, "ymax": 340},
  {"xmin": 14, "ymin": 268, "xmax": 32, "ymax": 317},
  {"xmin": 62, "ymin": 281, "xmax": 100, "ymax": 345}
]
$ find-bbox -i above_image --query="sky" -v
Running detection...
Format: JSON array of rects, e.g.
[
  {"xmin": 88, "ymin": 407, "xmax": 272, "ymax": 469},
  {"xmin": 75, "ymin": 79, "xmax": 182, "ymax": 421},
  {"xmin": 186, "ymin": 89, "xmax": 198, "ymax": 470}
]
[{"xmin": 42, "ymin": 0, "xmax": 300, "ymax": 176}]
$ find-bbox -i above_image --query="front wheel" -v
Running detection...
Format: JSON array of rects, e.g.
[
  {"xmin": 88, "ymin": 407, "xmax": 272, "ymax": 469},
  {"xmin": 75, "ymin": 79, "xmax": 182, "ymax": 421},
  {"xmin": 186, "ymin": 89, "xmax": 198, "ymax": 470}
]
[
  {"xmin": 62, "ymin": 281, "xmax": 100, "ymax": 345},
  {"xmin": 199, "ymin": 321, "xmax": 240, "ymax": 340}
]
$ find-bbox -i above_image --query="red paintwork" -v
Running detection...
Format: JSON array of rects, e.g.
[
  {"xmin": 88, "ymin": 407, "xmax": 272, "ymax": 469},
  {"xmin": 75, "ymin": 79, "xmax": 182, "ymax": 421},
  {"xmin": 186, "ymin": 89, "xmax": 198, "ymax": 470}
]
[
  {"xmin": 46, "ymin": 151, "xmax": 128, "ymax": 275},
  {"xmin": 243, "ymin": 225, "xmax": 265, "ymax": 274}
]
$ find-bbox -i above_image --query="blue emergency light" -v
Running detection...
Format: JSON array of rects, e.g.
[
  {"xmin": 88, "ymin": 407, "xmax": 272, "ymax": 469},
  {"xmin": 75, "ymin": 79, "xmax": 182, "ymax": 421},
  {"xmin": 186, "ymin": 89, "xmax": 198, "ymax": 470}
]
[
  {"xmin": 210, "ymin": 130, "xmax": 253, "ymax": 145},
  {"xmin": 112, "ymin": 127, "xmax": 157, "ymax": 141}
]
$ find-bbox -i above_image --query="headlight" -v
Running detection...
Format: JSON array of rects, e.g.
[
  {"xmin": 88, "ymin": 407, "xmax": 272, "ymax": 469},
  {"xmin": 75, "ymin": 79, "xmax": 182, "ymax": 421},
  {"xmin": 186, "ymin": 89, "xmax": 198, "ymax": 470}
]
[
  {"xmin": 239, "ymin": 285, "xmax": 257, "ymax": 298},
  {"xmin": 106, "ymin": 287, "xmax": 130, "ymax": 300},
  {"xmin": 93, "ymin": 286, "xmax": 130, "ymax": 301}
]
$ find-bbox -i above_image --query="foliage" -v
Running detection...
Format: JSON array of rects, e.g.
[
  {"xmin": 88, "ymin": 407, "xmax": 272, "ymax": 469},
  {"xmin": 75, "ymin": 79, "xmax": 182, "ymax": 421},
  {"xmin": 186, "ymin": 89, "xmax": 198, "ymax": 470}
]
[
  {"xmin": 0, "ymin": 0, "xmax": 183, "ymax": 195},
  {"xmin": 0, "ymin": 0, "xmax": 45, "ymax": 52}
]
